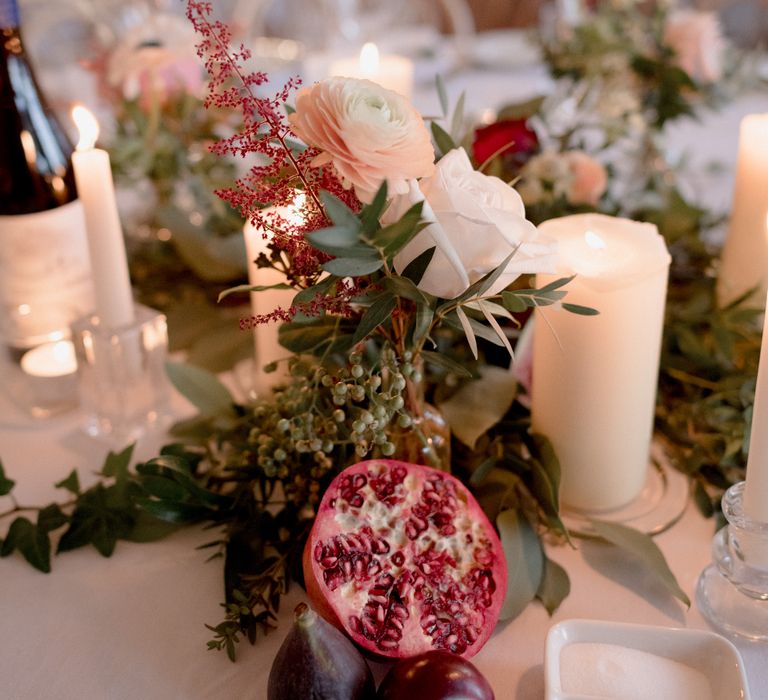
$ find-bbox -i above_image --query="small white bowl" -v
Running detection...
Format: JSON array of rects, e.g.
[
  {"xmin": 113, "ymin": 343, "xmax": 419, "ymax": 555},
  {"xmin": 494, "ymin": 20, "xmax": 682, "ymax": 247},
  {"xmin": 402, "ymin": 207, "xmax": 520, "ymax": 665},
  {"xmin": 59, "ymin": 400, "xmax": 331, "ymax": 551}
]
[{"xmin": 544, "ymin": 619, "xmax": 751, "ymax": 700}]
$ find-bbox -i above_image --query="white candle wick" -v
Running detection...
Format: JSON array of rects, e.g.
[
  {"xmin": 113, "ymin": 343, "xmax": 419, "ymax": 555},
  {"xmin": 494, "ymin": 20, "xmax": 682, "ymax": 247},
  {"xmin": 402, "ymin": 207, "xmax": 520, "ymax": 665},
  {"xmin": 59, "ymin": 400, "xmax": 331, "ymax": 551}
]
[
  {"xmin": 359, "ymin": 42, "xmax": 379, "ymax": 75},
  {"xmin": 71, "ymin": 105, "xmax": 99, "ymax": 150}
]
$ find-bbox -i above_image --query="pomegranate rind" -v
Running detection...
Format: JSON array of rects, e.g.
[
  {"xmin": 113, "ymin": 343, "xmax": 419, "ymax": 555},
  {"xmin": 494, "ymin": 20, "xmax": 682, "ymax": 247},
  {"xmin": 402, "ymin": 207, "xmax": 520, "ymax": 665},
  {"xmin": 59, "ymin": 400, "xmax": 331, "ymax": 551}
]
[{"xmin": 303, "ymin": 459, "xmax": 508, "ymax": 659}]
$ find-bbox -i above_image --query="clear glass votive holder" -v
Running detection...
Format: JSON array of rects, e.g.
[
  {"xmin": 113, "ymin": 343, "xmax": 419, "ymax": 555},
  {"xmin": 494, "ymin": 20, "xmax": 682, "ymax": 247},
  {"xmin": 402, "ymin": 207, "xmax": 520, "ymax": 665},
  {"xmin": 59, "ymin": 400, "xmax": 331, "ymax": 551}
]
[
  {"xmin": 71, "ymin": 304, "xmax": 171, "ymax": 445},
  {"xmin": 696, "ymin": 481, "xmax": 768, "ymax": 641}
]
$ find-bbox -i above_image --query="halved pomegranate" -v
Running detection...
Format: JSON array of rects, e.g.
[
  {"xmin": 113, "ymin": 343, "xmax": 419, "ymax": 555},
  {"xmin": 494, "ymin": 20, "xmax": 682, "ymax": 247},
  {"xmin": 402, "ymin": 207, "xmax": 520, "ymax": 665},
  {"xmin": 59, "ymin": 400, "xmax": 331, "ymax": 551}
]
[{"xmin": 303, "ymin": 459, "xmax": 508, "ymax": 659}]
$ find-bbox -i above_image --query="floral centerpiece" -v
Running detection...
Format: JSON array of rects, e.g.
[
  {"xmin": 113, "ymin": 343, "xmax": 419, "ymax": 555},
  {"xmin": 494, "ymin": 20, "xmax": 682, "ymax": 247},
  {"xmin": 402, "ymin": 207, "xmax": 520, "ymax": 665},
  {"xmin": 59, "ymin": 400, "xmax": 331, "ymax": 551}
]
[{"xmin": 1, "ymin": 0, "xmax": 720, "ymax": 673}]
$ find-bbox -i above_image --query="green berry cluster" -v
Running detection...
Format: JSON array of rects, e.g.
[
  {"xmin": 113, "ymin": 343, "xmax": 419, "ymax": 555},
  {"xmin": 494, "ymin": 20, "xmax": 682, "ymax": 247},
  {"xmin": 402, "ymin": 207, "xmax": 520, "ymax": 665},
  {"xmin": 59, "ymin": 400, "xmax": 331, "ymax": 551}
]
[{"xmin": 238, "ymin": 349, "xmax": 419, "ymax": 507}]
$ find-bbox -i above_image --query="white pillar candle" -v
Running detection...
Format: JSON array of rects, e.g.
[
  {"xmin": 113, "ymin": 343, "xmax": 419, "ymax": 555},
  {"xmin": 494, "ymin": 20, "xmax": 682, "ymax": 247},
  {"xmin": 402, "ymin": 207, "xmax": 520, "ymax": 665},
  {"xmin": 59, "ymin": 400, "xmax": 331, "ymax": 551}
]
[
  {"xmin": 71, "ymin": 106, "xmax": 134, "ymax": 328},
  {"xmin": 531, "ymin": 214, "xmax": 671, "ymax": 512},
  {"xmin": 329, "ymin": 43, "xmax": 414, "ymax": 99},
  {"xmin": 243, "ymin": 205, "xmax": 301, "ymax": 396},
  {"xmin": 717, "ymin": 114, "xmax": 768, "ymax": 307},
  {"xmin": 744, "ymin": 292, "xmax": 768, "ymax": 522}
]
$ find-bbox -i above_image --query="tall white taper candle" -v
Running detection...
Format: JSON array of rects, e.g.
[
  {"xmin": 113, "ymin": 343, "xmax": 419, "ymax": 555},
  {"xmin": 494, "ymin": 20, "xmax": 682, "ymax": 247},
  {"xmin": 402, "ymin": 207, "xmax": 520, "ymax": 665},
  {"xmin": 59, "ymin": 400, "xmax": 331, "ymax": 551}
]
[
  {"xmin": 717, "ymin": 113, "xmax": 768, "ymax": 307},
  {"xmin": 71, "ymin": 106, "xmax": 134, "ymax": 328},
  {"xmin": 744, "ymin": 292, "xmax": 768, "ymax": 522}
]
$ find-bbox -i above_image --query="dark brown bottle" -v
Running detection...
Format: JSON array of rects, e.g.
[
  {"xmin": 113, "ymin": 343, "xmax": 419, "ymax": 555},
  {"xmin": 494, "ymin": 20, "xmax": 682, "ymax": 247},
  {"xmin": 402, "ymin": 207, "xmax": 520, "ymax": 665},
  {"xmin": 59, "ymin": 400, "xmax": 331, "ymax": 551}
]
[{"xmin": 0, "ymin": 0, "xmax": 93, "ymax": 350}]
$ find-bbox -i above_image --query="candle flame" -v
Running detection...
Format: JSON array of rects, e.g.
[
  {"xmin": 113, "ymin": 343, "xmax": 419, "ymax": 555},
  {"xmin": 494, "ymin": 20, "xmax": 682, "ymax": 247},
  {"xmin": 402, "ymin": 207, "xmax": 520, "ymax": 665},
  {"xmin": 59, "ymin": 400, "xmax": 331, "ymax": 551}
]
[
  {"xmin": 71, "ymin": 105, "xmax": 99, "ymax": 150},
  {"xmin": 359, "ymin": 42, "xmax": 379, "ymax": 75},
  {"xmin": 585, "ymin": 230, "xmax": 606, "ymax": 250}
]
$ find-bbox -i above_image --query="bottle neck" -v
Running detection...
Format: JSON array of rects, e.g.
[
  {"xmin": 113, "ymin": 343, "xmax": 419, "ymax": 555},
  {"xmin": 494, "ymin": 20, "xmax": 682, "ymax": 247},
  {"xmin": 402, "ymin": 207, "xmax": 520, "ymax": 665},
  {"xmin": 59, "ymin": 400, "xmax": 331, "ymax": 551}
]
[{"xmin": 0, "ymin": 0, "xmax": 19, "ymax": 32}]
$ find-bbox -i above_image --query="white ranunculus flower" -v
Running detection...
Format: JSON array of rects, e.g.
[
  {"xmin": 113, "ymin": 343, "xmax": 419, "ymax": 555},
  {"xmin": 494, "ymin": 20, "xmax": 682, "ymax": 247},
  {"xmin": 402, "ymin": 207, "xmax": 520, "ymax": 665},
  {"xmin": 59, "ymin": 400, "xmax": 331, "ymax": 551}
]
[{"xmin": 390, "ymin": 148, "xmax": 557, "ymax": 300}]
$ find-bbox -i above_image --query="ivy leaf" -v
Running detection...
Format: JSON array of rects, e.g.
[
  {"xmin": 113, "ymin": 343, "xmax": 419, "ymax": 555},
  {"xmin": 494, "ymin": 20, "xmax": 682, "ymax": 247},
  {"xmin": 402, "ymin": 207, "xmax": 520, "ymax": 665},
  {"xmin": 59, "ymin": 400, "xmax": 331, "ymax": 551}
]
[
  {"xmin": 352, "ymin": 295, "xmax": 397, "ymax": 345},
  {"xmin": 55, "ymin": 469, "xmax": 80, "ymax": 495},
  {"xmin": 37, "ymin": 504, "xmax": 69, "ymax": 534},
  {"xmin": 1, "ymin": 517, "xmax": 51, "ymax": 572},
  {"xmin": 536, "ymin": 555, "xmax": 570, "ymax": 615},
  {"xmin": 102, "ymin": 444, "xmax": 135, "ymax": 481},
  {"xmin": 322, "ymin": 257, "xmax": 384, "ymax": 277},
  {"xmin": 166, "ymin": 361, "xmax": 236, "ymax": 417},
  {"xmin": 588, "ymin": 520, "xmax": 691, "ymax": 608},
  {"xmin": 57, "ymin": 485, "xmax": 135, "ymax": 557},
  {"xmin": 125, "ymin": 511, "xmax": 181, "ymax": 542},
  {"xmin": 0, "ymin": 460, "xmax": 15, "ymax": 496},
  {"xmin": 497, "ymin": 509, "xmax": 544, "ymax": 620}
]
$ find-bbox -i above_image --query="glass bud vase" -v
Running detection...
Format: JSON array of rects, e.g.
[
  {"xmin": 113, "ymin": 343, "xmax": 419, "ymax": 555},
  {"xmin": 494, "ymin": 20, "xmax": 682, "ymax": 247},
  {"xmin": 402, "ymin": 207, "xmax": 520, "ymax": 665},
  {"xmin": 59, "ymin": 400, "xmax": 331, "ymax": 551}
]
[{"xmin": 390, "ymin": 363, "xmax": 450, "ymax": 471}]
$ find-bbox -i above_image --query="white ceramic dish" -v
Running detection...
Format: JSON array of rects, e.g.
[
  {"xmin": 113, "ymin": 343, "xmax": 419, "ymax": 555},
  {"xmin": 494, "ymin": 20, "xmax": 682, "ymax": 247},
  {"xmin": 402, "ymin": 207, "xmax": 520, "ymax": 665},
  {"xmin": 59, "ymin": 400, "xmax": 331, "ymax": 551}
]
[{"xmin": 544, "ymin": 619, "xmax": 751, "ymax": 700}]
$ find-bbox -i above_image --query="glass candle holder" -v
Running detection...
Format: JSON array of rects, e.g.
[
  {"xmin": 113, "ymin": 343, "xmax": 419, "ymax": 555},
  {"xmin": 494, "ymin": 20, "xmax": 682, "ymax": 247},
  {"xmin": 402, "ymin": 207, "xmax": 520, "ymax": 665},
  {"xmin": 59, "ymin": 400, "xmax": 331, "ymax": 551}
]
[
  {"xmin": 696, "ymin": 481, "xmax": 768, "ymax": 641},
  {"xmin": 71, "ymin": 303, "xmax": 171, "ymax": 445}
]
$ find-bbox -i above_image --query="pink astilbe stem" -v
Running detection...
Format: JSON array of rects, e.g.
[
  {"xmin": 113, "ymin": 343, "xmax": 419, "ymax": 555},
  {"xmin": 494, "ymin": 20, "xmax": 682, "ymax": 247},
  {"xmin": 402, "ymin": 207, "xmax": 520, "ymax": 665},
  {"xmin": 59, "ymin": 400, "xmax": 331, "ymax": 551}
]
[{"xmin": 185, "ymin": 1, "xmax": 362, "ymax": 321}]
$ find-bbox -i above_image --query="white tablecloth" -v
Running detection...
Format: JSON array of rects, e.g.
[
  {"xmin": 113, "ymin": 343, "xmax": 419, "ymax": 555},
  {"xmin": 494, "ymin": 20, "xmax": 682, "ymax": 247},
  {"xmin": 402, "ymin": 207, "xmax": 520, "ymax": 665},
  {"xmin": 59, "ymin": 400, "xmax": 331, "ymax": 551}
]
[
  {"xmin": 3, "ymin": 53, "xmax": 768, "ymax": 700},
  {"xmin": 1, "ymin": 385, "xmax": 766, "ymax": 699}
]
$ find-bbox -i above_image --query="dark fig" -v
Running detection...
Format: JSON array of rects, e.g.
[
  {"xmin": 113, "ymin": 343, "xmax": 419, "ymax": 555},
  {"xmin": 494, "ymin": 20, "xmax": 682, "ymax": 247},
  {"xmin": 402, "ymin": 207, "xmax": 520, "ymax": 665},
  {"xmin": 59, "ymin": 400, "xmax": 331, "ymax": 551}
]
[
  {"xmin": 268, "ymin": 602, "xmax": 376, "ymax": 700},
  {"xmin": 376, "ymin": 650, "xmax": 495, "ymax": 700}
]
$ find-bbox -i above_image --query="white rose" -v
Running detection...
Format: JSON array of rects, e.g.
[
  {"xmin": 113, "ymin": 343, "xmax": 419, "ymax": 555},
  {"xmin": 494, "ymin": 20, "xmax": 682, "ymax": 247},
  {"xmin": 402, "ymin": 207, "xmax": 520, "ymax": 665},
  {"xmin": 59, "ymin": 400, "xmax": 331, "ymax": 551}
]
[
  {"xmin": 390, "ymin": 148, "xmax": 557, "ymax": 299},
  {"xmin": 664, "ymin": 9, "xmax": 725, "ymax": 84}
]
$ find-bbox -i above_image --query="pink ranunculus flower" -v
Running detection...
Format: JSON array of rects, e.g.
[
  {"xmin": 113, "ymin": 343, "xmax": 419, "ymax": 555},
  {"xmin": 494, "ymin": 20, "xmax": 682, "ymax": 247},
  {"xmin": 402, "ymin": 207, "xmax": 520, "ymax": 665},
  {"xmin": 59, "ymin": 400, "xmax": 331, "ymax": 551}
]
[
  {"xmin": 664, "ymin": 9, "xmax": 725, "ymax": 84},
  {"xmin": 564, "ymin": 150, "xmax": 607, "ymax": 206},
  {"xmin": 389, "ymin": 148, "xmax": 557, "ymax": 300},
  {"xmin": 288, "ymin": 77, "xmax": 435, "ymax": 203}
]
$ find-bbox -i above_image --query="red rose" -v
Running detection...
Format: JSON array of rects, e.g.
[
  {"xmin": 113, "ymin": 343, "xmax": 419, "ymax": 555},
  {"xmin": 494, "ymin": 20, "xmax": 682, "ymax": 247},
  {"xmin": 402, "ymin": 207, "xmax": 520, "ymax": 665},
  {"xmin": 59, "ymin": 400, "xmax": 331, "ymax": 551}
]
[{"xmin": 472, "ymin": 118, "xmax": 539, "ymax": 166}]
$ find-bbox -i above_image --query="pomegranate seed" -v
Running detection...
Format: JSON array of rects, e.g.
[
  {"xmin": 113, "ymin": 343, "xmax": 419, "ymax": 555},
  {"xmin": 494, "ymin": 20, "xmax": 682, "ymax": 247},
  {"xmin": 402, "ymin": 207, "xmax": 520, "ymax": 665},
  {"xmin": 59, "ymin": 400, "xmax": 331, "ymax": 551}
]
[
  {"xmin": 378, "ymin": 639, "xmax": 398, "ymax": 650},
  {"xmin": 320, "ymin": 557, "xmax": 338, "ymax": 568},
  {"xmin": 349, "ymin": 616, "xmax": 363, "ymax": 634}
]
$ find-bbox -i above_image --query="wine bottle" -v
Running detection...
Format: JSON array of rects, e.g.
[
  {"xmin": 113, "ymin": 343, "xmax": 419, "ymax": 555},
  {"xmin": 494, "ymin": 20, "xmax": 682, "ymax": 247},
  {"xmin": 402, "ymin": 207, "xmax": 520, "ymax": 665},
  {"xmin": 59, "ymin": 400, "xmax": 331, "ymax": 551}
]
[{"xmin": 0, "ymin": 0, "xmax": 93, "ymax": 353}]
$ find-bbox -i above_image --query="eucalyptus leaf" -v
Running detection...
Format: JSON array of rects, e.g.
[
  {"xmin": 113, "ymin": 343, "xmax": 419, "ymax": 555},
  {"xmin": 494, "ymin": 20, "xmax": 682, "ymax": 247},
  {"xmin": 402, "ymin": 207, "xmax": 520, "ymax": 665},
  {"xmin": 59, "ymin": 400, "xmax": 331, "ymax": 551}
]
[
  {"xmin": 497, "ymin": 509, "xmax": 544, "ymax": 620},
  {"xmin": 450, "ymin": 91, "xmax": 466, "ymax": 142},
  {"xmin": 536, "ymin": 555, "xmax": 570, "ymax": 615},
  {"xmin": 562, "ymin": 303, "xmax": 599, "ymax": 316},
  {"xmin": 421, "ymin": 350, "xmax": 474, "ymax": 378},
  {"xmin": 218, "ymin": 282, "xmax": 292, "ymax": 303},
  {"xmin": 322, "ymin": 257, "xmax": 384, "ymax": 277},
  {"xmin": 412, "ymin": 304, "xmax": 434, "ymax": 346},
  {"xmin": 385, "ymin": 276, "xmax": 433, "ymax": 306},
  {"xmin": 402, "ymin": 246, "xmax": 436, "ymax": 285},
  {"xmin": 588, "ymin": 519, "xmax": 691, "ymax": 608},
  {"xmin": 320, "ymin": 191, "xmax": 361, "ymax": 231},
  {"xmin": 352, "ymin": 295, "xmax": 397, "ymax": 345},
  {"xmin": 501, "ymin": 292, "xmax": 529, "ymax": 313},
  {"xmin": 438, "ymin": 366, "xmax": 517, "ymax": 449},
  {"xmin": 431, "ymin": 121, "xmax": 457, "ymax": 156},
  {"xmin": 360, "ymin": 181, "xmax": 388, "ymax": 234},
  {"xmin": 435, "ymin": 74, "xmax": 449, "ymax": 117},
  {"xmin": 166, "ymin": 362, "xmax": 236, "ymax": 418}
]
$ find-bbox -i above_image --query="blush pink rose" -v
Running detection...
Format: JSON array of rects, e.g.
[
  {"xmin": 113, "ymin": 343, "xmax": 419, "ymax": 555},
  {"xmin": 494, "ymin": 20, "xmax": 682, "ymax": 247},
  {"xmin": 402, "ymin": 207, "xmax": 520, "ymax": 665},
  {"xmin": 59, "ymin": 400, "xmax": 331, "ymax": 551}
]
[
  {"xmin": 664, "ymin": 9, "xmax": 725, "ymax": 84},
  {"xmin": 288, "ymin": 77, "xmax": 435, "ymax": 202},
  {"xmin": 564, "ymin": 151, "xmax": 607, "ymax": 207}
]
